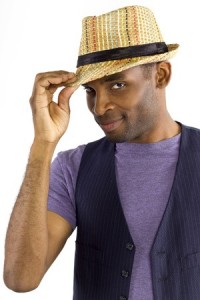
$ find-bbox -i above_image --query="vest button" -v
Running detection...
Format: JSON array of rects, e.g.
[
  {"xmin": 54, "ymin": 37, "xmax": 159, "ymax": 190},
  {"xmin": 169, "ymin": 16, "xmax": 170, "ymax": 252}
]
[
  {"xmin": 119, "ymin": 296, "xmax": 127, "ymax": 300},
  {"xmin": 121, "ymin": 270, "xmax": 129, "ymax": 278},
  {"xmin": 126, "ymin": 242, "xmax": 134, "ymax": 251}
]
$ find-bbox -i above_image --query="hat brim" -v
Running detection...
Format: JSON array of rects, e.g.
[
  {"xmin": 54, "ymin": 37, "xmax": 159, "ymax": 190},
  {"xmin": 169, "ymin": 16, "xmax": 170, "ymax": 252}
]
[{"xmin": 70, "ymin": 44, "xmax": 179, "ymax": 87}]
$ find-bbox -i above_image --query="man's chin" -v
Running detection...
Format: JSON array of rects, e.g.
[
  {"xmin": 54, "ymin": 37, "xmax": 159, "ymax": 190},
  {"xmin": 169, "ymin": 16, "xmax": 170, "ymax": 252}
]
[{"xmin": 105, "ymin": 133, "xmax": 127, "ymax": 143}]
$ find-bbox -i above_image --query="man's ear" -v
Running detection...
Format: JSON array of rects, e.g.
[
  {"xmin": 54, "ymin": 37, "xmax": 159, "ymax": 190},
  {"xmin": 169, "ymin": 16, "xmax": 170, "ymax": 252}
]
[{"xmin": 156, "ymin": 61, "xmax": 171, "ymax": 88}]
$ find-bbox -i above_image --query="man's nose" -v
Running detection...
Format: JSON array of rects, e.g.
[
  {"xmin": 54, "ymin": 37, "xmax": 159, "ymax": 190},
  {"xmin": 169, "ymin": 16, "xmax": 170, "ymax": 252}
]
[{"xmin": 93, "ymin": 91, "xmax": 114, "ymax": 116}]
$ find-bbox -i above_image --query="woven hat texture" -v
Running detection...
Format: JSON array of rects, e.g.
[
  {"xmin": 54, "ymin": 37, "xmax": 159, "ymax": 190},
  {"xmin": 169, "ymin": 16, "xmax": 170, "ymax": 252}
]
[{"xmin": 70, "ymin": 5, "xmax": 179, "ymax": 86}]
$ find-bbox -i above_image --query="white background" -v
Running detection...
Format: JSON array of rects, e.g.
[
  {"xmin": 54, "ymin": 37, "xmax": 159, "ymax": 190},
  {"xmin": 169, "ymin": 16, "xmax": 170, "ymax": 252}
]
[{"xmin": 0, "ymin": 0, "xmax": 199, "ymax": 299}]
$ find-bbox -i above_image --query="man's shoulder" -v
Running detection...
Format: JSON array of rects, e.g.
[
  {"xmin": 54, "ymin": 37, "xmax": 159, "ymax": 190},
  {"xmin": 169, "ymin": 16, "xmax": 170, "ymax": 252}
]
[
  {"xmin": 182, "ymin": 123, "xmax": 200, "ymax": 133},
  {"xmin": 182, "ymin": 123, "xmax": 200, "ymax": 138},
  {"xmin": 56, "ymin": 137, "xmax": 107, "ymax": 163},
  {"xmin": 57, "ymin": 144, "xmax": 86, "ymax": 161},
  {"xmin": 181, "ymin": 123, "xmax": 200, "ymax": 152}
]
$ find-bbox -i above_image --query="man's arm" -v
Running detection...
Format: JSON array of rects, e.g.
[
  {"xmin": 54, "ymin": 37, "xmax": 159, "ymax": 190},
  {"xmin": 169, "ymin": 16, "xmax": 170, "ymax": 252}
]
[{"xmin": 3, "ymin": 71, "xmax": 78, "ymax": 292}]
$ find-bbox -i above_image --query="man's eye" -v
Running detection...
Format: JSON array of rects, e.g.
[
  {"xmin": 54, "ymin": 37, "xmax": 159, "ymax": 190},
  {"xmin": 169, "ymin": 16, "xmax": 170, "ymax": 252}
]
[
  {"xmin": 111, "ymin": 82, "xmax": 126, "ymax": 90},
  {"xmin": 83, "ymin": 86, "xmax": 94, "ymax": 93}
]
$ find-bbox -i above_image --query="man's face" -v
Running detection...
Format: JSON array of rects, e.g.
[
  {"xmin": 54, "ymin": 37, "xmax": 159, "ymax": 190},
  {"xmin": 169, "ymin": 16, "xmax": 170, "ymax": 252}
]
[{"xmin": 83, "ymin": 65, "xmax": 161, "ymax": 143}]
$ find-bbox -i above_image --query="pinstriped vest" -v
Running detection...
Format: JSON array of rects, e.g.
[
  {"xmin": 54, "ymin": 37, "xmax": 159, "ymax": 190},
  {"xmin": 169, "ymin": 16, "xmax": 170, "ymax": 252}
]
[{"xmin": 74, "ymin": 124, "xmax": 200, "ymax": 300}]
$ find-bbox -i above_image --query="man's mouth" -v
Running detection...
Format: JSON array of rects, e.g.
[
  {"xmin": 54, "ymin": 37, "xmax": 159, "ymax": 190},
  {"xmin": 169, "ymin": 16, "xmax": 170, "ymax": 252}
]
[{"xmin": 98, "ymin": 118, "xmax": 123, "ymax": 133}]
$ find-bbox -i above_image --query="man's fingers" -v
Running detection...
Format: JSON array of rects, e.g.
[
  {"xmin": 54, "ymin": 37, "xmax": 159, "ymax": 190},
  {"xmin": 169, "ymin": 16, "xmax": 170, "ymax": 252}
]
[
  {"xmin": 30, "ymin": 71, "xmax": 77, "ymax": 114},
  {"xmin": 33, "ymin": 71, "xmax": 76, "ymax": 96},
  {"xmin": 35, "ymin": 70, "xmax": 75, "ymax": 82},
  {"xmin": 58, "ymin": 86, "xmax": 78, "ymax": 113}
]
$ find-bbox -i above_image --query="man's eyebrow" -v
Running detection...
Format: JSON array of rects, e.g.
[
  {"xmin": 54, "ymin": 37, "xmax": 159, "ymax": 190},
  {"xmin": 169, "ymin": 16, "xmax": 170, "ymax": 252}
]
[
  {"xmin": 103, "ymin": 73, "xmax": 125, "ymax": 82},
  {"xmin": 81, "ymin": 73, "xmax": 125, "ymax": 87}
]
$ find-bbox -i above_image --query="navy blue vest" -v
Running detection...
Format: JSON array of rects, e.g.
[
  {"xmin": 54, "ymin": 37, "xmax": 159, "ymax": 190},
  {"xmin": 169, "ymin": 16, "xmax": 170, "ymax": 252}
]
[{"xmin": 74, "ymin": 124, "xmax": 200, "ymax": 300}]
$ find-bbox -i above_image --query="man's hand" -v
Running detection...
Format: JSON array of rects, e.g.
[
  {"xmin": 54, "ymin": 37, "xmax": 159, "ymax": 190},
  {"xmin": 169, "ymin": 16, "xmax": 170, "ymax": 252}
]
[{"xmin": 30, "ymin": 71, "xmax": 78, "ymax": 144}]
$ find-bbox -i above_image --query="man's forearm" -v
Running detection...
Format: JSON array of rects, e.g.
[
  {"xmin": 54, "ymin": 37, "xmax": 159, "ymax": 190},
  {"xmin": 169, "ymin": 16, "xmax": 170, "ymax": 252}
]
[{"xmin": 4, "ymin": 140, "xmax": 57, "ymax": 292}]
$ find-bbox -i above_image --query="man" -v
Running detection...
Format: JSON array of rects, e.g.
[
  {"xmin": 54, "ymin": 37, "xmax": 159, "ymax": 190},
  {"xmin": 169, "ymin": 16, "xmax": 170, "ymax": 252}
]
[{"xmin": 4, "ymin": 5, "xmax": 200, "ymax": 300}]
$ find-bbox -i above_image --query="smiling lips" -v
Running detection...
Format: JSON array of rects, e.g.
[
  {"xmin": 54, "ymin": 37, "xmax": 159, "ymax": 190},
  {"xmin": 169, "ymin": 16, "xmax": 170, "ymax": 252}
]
[{"xmin": 99, "ymin": 118, "xmax": 123, "ymax": 133}]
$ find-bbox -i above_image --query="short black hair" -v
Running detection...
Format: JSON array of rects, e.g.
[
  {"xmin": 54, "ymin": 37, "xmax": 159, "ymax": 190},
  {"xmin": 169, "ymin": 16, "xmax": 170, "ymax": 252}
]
[{"xmin": 140, "ymin": 63, "xmax": 157, "ymax": 80}]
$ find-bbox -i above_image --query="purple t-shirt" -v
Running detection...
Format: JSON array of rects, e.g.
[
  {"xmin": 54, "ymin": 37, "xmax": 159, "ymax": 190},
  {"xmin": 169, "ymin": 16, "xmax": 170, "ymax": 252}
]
[{"xmin": 48, "ymin": 133, "xmax": 181, "ymax": 300}]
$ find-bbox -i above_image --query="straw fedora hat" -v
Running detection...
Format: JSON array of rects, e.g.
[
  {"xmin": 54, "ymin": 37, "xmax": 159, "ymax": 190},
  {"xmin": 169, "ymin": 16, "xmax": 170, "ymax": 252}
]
[{"xmin": 70, "ymin": 5, "xmax": 179, "ymax": 86}]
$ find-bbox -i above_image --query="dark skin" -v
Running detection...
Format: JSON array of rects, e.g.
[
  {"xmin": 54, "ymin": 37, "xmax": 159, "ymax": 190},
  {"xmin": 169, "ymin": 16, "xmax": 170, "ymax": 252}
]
[
  {"xmin": 83, "ymin": 61, "xmax": 181, "ymax": 143},
  {"xmin": 4, "ymin": 62, "xmax": 180, "ymax": 292}
]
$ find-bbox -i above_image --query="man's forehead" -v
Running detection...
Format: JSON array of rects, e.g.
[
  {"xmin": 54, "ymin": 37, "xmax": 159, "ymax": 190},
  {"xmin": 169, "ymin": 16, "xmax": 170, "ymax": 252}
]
[
  {"xmin": 82, "ymin": 69, "xmax": 132, "ymax": 86},
  {"xmin": 102, "ymin": 72, "xmax": 125, "ymax": 82}
]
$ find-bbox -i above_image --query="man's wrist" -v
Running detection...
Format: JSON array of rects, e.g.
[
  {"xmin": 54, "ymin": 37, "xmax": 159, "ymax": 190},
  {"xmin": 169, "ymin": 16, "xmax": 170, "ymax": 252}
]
[{"xmin": 29, "ymin": 138, "xmax": 57, "ymax": 163}]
